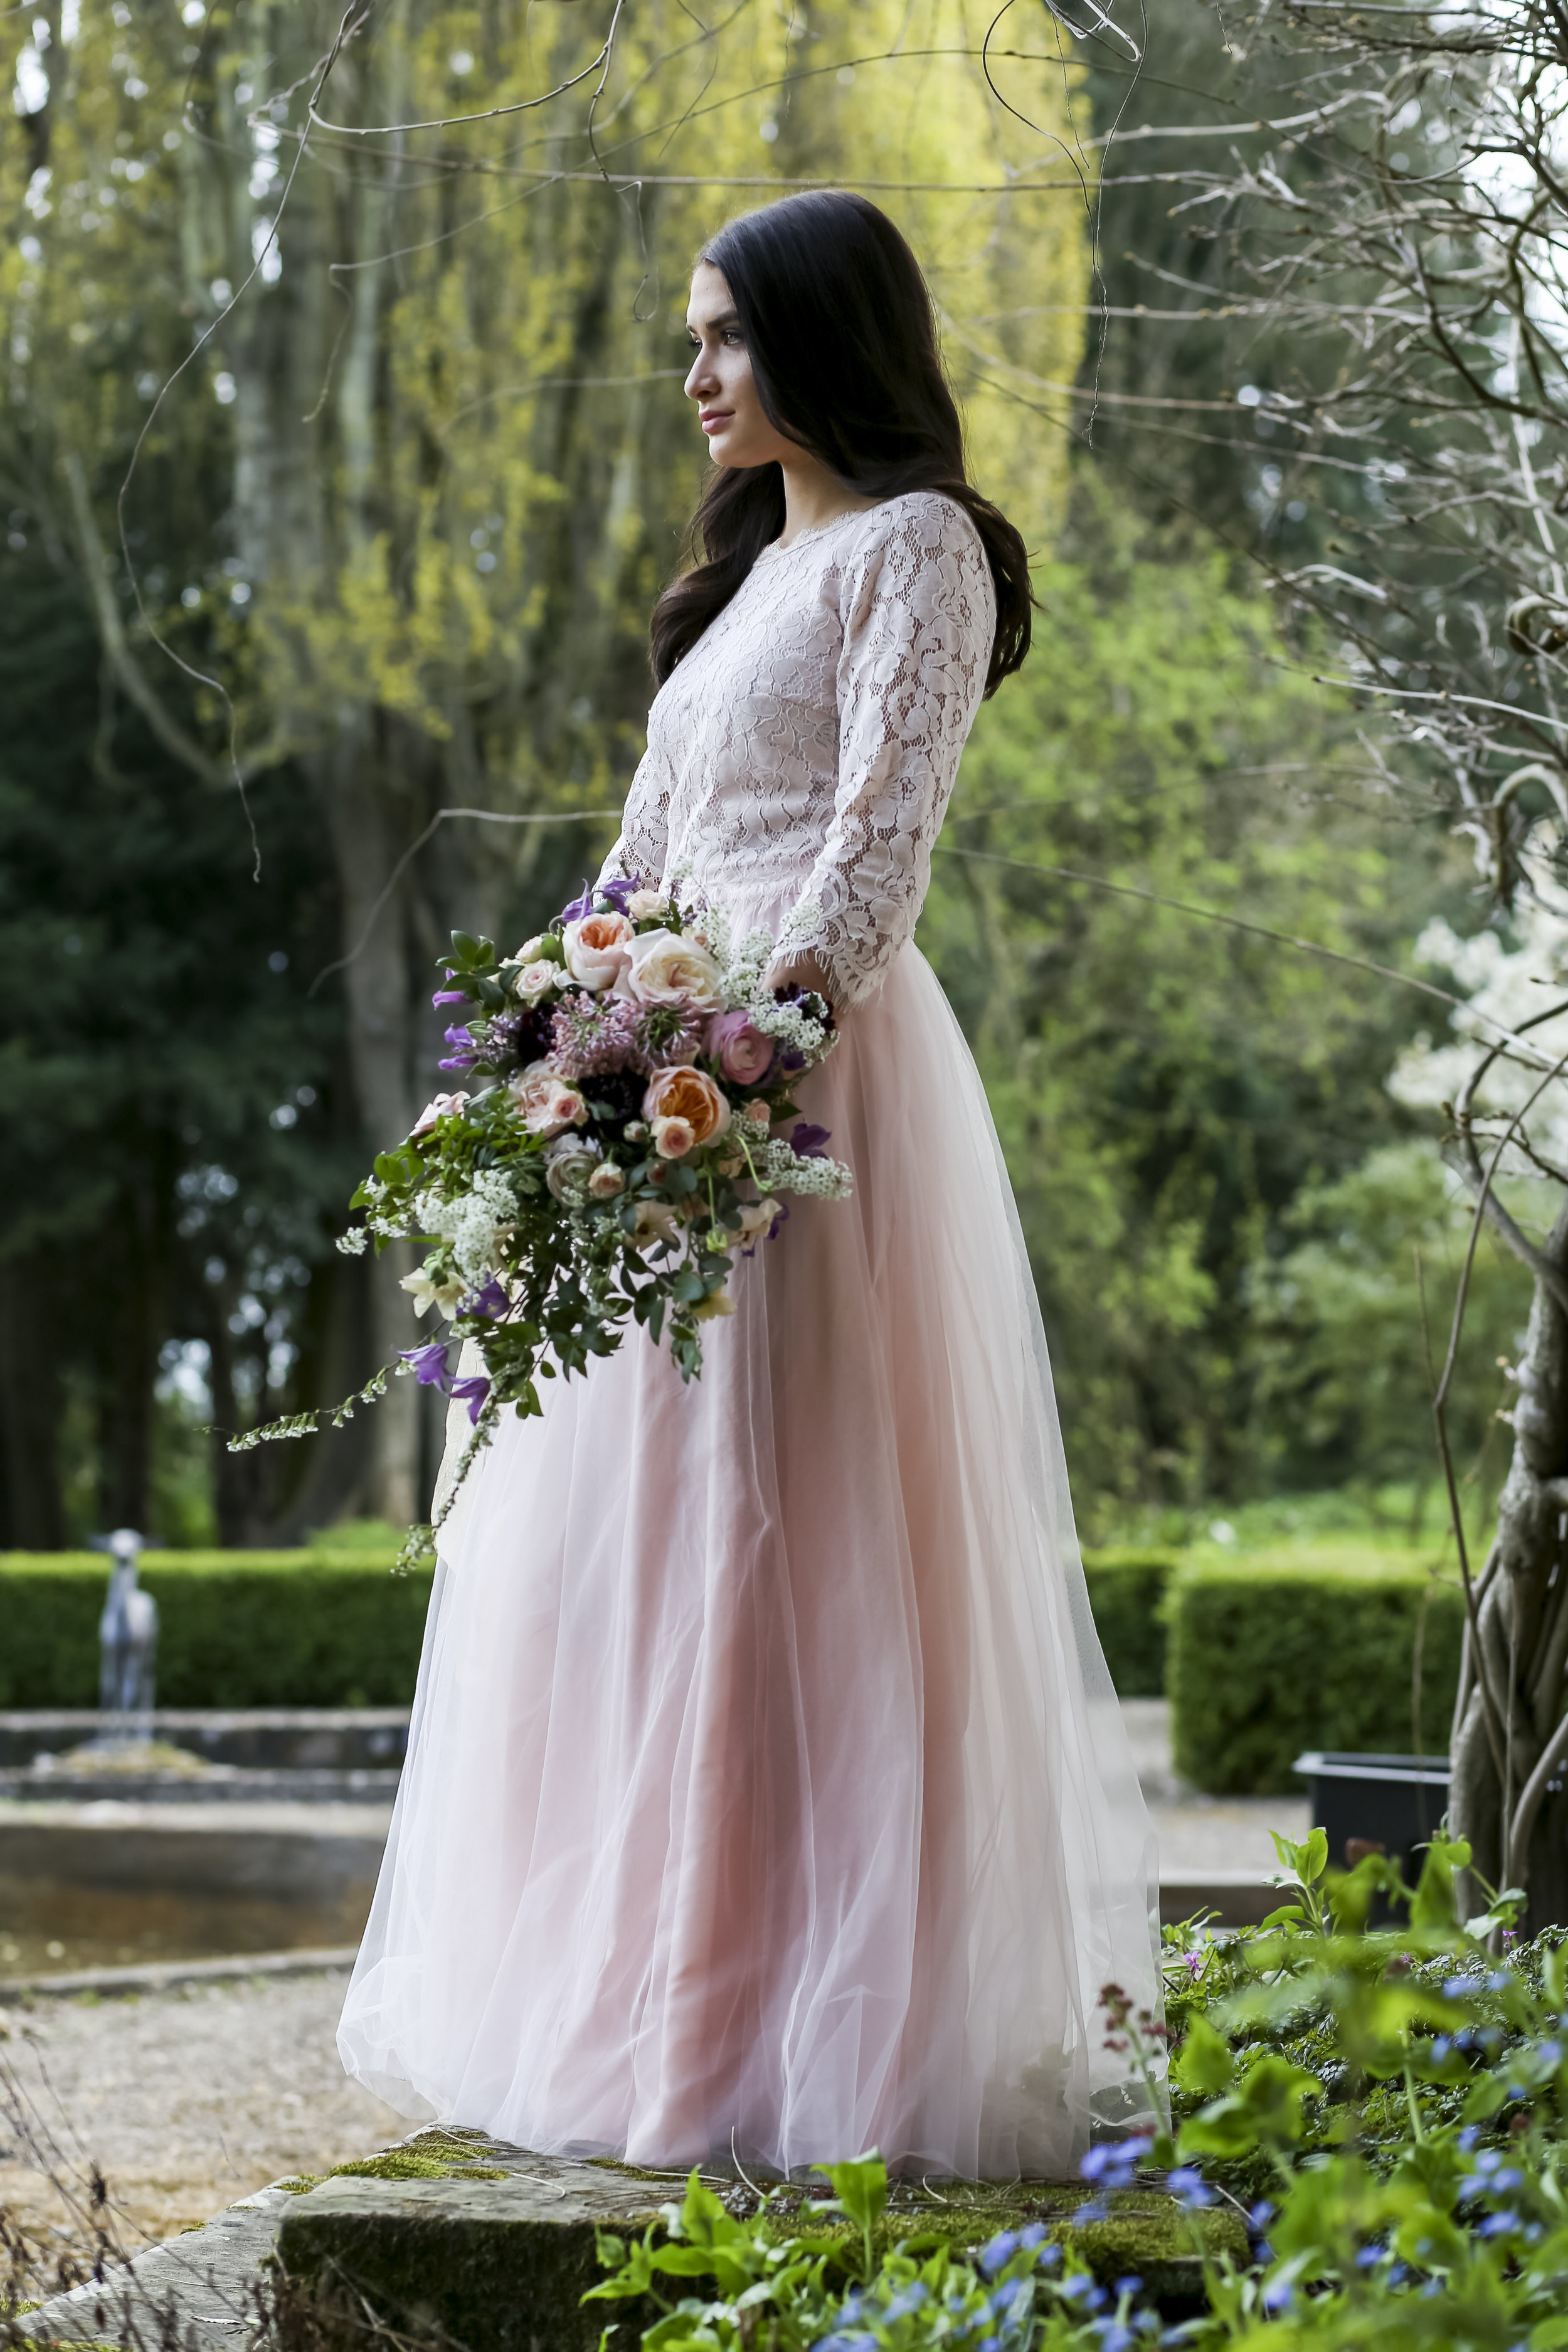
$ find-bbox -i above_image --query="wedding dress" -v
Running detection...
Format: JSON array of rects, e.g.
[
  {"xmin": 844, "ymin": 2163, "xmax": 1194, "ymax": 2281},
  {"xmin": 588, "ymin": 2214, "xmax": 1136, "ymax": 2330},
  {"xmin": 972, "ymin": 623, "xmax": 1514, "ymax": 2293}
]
[{"xmin": 337, "ymin": 490, "xmax": 1162, "ymax": 2178}]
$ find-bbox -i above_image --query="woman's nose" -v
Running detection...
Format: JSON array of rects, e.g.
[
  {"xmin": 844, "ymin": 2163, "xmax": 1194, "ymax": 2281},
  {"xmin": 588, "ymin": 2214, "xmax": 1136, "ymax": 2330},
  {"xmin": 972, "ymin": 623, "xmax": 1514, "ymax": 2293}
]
[{"xmin": 684, "ymin": 346, "xmax": 715, "ymax": 400}]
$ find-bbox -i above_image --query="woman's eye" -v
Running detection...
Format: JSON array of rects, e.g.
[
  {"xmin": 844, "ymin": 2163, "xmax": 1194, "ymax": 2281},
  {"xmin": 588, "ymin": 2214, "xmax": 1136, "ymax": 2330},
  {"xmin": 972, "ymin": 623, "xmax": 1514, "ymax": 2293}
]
[{"xmin": 721, "ymin": 329, "xmax": 744, "ymax": 347}]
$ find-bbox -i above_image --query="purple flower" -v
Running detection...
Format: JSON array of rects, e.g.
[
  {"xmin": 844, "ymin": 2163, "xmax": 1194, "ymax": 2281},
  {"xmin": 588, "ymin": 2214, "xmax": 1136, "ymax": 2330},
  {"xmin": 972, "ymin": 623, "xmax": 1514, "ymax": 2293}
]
[
  {"xmin": 791, "ymin": 1121, "xmax": 832, "ymax": 1159},
  {"xmin": 598, "ymin": 871, "xmax": 643, "ymax": 913},
  {"xmin": 450, "ymin": 1374, "xmax": 491, "ymax": 1425},
  {"xmin": 978, "ymin": 2231, "xmax": 1019, "ymax": 2277},
  {"xmin": 438, "ymin": 1024, "xmax": 479, "ymax": 1072},
  {"xmin": 1165, "ymin": 2169, "xmax": 1214, "ymax": 2210},
  {"xmin": 462, "ymin": 1278, "xmax": 510, "ymax": 1320},
  {"xmin": 400, "ymin": 1342, "xmax": 452, "ymax": 1391},
  {"xmin": 559, "ymin": 878, "xmax": 596, "ymax": 924},
  {"xmin": 1261, "ymin": 2280, "xmax": 1294, "ymax": 2313},
  {"xmin": 432, "ymin": 987, "xmax": 469, "ymax": 1009}
]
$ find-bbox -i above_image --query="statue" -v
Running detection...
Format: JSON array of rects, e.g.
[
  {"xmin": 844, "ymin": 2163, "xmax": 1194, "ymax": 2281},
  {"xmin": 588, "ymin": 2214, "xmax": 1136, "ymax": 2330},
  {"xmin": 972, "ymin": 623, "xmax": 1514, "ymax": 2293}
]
[{"xmin": 92, "ymin": 1528, "xmax": 158, "ymax": 1741}]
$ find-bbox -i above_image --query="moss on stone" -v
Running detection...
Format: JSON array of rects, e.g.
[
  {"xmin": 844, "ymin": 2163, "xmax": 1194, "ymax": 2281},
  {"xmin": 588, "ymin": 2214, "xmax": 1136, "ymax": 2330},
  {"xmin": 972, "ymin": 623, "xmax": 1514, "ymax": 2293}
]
[{"xmin": 278, "ymin": 2129, "xmax": 507, "ymax": 2196}]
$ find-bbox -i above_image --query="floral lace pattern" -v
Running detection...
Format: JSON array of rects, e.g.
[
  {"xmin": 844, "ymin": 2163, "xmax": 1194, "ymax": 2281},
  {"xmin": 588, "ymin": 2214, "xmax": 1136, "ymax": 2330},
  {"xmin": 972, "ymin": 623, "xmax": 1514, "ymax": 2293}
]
[{"xmin": 601, "ymin": 491, "xmax": 995, "ymax": 1007}]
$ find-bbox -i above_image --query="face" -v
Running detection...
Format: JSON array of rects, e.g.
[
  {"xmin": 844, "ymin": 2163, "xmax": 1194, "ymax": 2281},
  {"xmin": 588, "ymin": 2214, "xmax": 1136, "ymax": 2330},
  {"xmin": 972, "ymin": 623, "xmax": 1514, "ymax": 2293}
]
[{"xmin": 684, "ymin": 260, "xmax": 797, "ymax": 470}]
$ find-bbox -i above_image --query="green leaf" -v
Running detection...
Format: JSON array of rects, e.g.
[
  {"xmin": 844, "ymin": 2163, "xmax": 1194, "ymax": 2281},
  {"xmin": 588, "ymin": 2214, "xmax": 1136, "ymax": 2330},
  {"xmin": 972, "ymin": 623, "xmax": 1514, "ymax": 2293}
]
[{"xmin": 1173, "ymin": 2013, "xmax": 1236, "ymax": 2099}]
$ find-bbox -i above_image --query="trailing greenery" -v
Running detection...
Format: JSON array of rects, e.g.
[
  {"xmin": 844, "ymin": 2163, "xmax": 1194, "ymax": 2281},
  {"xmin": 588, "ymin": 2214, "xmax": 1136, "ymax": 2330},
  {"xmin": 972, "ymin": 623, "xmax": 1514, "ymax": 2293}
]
[
  {"xmin": 1168, "ymin": 1557, "xmax": 1465, "ymax": 1797},
  {"xmin": 0, "ymin": 1552, "xmax": 433, "ymax": 1710},
  {"xmin": 585, "ymin": 1833, "xmax": 1568, "ymax": 2349}
]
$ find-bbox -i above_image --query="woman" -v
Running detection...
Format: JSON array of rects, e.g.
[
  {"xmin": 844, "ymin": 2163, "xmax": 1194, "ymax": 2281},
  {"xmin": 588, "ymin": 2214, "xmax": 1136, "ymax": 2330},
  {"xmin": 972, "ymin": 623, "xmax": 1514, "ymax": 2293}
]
[{"xmin": 339, "ymin": 191, "xmax": 1159, "ymax": 2180}]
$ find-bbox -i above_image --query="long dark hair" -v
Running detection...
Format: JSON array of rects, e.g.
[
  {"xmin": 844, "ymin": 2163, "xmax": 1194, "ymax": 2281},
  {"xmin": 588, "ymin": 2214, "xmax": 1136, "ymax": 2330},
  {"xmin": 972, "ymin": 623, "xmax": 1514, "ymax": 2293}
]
[{"xmin": 650, "ymin": 191, "xmax": 1032, "ymax": 697}]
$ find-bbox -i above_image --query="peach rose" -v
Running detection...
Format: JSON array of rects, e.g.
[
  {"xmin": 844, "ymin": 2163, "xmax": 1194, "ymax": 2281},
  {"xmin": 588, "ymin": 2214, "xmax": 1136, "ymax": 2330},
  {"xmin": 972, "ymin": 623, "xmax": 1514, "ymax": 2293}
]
[
  {"xmin": 588, "ymin": 1162, "xmax": 626, "ymax": 1200},
  {"xmin": 513, "ymin": 958, "xmax": 561, "ymax": 1004},
  {"xmin": 622, "ymin": 928, "xmax": 723, "ymax": 1010},
  {"xmin": 411, "ymin": 1091, "xmax": 469, "ymax": 1136},
  {"xmin": 642, "ymin": 1064, "xmax": 731, "ymax": 1147},
  {"xmin": 563, "ymin": 909, "xmax": 634, "ymax": 992},
  {"xmin": 651, "ymin": 1113, "xmax": 697, "ymax": 1160},
  {"xmin": 509, "ymin": 1062, "xmax": 587, "ymax": 1138}
]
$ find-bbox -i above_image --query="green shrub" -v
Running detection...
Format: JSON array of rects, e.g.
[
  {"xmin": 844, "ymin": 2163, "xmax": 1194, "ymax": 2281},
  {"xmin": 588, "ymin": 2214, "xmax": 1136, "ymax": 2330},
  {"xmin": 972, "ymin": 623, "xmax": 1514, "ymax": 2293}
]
[
  {"xmin": 0, "ymin": 1552, "xmax": 429, "ymax": 1709},
  {"xmin": 2, "ymin": 1546, "xmax": 1173, "ymax": 1712},
  {"xmin": 1079, "ymin": 1548, "xmax": 1172, "ymax": 1697},
  {"xmin": 1168, "ymin": 1551, "xmax": 1465, "ymax": 1794}
]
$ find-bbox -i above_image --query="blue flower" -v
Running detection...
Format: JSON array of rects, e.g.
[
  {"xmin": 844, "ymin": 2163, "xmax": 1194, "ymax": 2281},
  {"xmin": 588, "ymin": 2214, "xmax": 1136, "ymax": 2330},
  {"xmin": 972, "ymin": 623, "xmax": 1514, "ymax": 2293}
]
[
  {"xmin": 979, "ymin": 2231, "xmax": 1020, "ymax": 2276},
  {"xmin": 1540, "ymin": 2040, "xmax": 1564, "ymax": 2065},
  {"xmin": 1247, "ymin": 2203, "xmax": 1275, "ymax": 2232},
  {"xmin": 1355, "ymin": 2245, "xmax": 1382, "ymax": 2269},
  {"xmin": 1488, "ymin": 1971, "xmax": 1512, "ymax": 1991},
  {"xmin": 988, "ymin": 2279, "xmax": 1027, "ymax": 2316},
  {"xmin": 1113, "ymin": 2275, "xmax": 1143, "ymax": 2296},
  {"xmin": 1091, "ymin": 2324, "xmax": 1134, "ymax": 2351},
  {"xmin": 1458, "ymin": 2125, "xmax": 1481, "ymax": 2152},
  {"xmin": 1072, "ymin": 2198, "xmax": 1111, "ymax": 2226},
  {"xmin": 1261, "ymin": 2279, "xmax": 1295, "ymax": 2312},
  {"xmin": 1165, "ymin": 2169, "xmax": 1215, "ymax": 2210},
  {"xmin": 1444, "ymin": 1975, "xmax": 1484, "ymax": 1999},
  {"xmin": 1478, "ymin": 2212, "xmax": 1520, "ymax": 2238},
  {"xmin": 1431, "ymin": 2037, "xmax": 1452, "ymax": 2062},
  {"xmin": 1019, "ymin": 2223, "xmax": 1049, "ymax": 2252}
]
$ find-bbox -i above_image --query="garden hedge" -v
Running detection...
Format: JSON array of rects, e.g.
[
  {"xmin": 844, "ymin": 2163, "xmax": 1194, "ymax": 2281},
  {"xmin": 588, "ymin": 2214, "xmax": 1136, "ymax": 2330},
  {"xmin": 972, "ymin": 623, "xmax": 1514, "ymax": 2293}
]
[
  {"xmin": 1, "ymin": 1547, "xmax": 1174, "ymax": 1710},
  {"xmin": 1167, "ymin": 1554, "xmax": 1466, "ymax": 1796},
  {"xmin": 0, "ymin": 1553, "xmax": 435, "ymax": 1710}
]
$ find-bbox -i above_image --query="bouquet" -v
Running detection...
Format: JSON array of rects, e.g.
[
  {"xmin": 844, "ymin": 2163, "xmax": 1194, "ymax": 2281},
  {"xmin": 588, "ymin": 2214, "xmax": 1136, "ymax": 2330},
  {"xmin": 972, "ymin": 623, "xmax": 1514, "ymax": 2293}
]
[{"xmin": 233, "ymin": 871, "xmax": 851, "ymax": 1557}]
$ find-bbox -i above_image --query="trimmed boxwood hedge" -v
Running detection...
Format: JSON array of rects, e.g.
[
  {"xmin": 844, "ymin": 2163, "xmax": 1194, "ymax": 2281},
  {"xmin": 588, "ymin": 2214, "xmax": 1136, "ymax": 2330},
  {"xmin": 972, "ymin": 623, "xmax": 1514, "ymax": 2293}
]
[
  {"xmin": 1079, "ymin": 1549, "xmax": 1172, "ymax": 1698},
  {"xmin": 1, "ymin": 1546, "xmax": 1175, "ymax": 1710},
  {"xmin": 0, "ymin": 1553, "xmax": 435, "ymax": 1710},
  {"xmin": 1168, "ymin": 1554, "xmax": 1466, "ymax": 1796}
]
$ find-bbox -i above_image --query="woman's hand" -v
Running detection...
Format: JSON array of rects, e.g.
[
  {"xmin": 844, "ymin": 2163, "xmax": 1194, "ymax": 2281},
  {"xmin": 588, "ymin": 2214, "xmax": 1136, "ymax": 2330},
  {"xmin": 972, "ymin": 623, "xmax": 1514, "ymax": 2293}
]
[{"xmin": 765, "ymin": 951, "xmax": 837, "ymax": 1015}]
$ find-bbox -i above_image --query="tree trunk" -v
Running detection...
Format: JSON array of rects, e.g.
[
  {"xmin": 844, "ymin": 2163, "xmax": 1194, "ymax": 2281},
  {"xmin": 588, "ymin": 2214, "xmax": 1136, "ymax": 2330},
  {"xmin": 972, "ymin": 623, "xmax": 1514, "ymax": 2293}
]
[
  {"xmin": 1451, "ymin": 1192, "xmax": 1568, "ymax": 1928},
  {"xmin": 0, "ymin": 1256, "xmax": 66, "ymax": 1549}
]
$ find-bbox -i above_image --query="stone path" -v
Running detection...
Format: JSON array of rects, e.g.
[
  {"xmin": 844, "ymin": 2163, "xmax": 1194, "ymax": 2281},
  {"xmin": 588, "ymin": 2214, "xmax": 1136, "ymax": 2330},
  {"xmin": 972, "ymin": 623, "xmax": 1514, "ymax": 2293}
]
[{"xmin": 0, "ymin": 1966, "xmax": 402, "ymax": 2308}]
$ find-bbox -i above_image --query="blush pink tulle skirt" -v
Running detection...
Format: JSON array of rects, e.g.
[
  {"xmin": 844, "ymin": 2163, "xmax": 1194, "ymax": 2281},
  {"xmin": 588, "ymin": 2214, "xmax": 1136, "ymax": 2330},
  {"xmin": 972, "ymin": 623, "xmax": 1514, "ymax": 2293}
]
[{"xmin": 337, "ymin": 941, "xmax": 1161, "ymax": 2179}]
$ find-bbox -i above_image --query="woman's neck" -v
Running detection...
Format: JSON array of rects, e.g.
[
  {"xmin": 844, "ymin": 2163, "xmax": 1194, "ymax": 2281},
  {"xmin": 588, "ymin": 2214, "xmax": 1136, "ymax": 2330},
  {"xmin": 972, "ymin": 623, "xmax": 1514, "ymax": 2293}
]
[{"xmin": 774, "ymin": 449, "xmax": 879, "ymax": 547}]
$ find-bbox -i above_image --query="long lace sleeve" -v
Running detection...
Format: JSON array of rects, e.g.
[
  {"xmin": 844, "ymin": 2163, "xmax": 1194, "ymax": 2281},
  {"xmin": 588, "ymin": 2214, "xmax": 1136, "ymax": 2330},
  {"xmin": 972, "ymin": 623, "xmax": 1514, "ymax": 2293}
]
[
  {"xmin": 598, "ymin": 750, "xmax": 672, "ymax": 892},
  {"xmin": 787, "ymin": 499, "xmax": 994, "ymax": 1008}
]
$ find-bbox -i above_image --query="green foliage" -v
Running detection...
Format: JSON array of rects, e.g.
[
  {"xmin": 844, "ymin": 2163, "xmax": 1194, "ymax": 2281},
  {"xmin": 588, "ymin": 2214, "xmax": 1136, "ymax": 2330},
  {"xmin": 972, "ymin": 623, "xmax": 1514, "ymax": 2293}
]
[
  {"xmin": 1248, "ymin": 1142, "xmax": 1528, "ymax": 1509},
  {"xmin": 1079, "ymin": 1550, "xmax": 1173, "ymax": 1698},
  {"xmin": 1168, "ymin": 1557, "xmax": 1465, "ymax": 1794},
  {"xmin": 921, "ymin": 486, "xmax": 1449, "ymax": 1522},
  {"xmin": 593, "ymin": 1837, "xmax": 1568, "ymax": 2349},
  {"xmin": 0, "ymin": 1553, "xmax": 430, "ymax": 1708}
]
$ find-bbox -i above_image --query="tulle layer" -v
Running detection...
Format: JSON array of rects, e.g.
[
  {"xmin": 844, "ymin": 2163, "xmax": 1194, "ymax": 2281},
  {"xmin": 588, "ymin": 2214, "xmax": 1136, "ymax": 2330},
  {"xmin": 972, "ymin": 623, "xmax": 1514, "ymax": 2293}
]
[{"xmin": 337, "ymin": 943, "xmax": 1160, "ymax": 2178}]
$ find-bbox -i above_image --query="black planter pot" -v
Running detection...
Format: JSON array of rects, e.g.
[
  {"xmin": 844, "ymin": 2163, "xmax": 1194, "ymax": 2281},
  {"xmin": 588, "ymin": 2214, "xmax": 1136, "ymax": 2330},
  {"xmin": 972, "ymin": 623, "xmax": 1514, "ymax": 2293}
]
[{"xmin": 1292, "ymin": 1751, "xmax": 1453, "ymax": 1886}]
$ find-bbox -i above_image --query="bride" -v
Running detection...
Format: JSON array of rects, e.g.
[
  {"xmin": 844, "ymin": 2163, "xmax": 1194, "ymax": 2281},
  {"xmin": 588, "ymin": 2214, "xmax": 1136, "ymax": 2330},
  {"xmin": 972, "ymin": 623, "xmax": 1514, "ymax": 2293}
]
[{"xmin": 338, "ymin": 189, "xmax": 1160, "ymax": 2180}]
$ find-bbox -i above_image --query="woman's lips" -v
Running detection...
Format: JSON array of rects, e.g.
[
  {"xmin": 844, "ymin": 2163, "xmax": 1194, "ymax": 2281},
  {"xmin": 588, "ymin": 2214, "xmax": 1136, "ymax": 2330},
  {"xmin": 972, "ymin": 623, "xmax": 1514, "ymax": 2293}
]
[{"xmin": 700, "ymin": 411, "xmax": 732, "ymax": 435}]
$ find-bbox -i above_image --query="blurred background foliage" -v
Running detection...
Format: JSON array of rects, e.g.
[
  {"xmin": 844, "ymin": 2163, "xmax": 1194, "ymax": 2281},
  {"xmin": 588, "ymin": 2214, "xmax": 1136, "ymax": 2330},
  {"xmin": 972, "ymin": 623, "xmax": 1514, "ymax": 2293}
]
[{"xmin": 0, "ymin": 0, "xmax": 1527, "ymax": 1547}]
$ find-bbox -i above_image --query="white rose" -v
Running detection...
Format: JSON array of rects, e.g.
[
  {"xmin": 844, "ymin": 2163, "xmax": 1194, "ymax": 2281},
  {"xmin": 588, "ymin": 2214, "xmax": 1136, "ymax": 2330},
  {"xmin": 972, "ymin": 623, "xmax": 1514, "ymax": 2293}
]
[
  {"xmin": 622, "ymin": 928, "xmax": 723, "ymax": 1010},
  {"xmin": 514, "ymin": 958, "xmax": 561, "ymax": 1003},
  {"xmin": 544, "ymin": 1134, "xmax": 602, "ymax": 1204},
  {"xmin": 512, "ymin": 933, "xmax": 549, "ymax": 963},
  {"xmin": 628, "ymin": 887, "xmax": 670, "ymax": 920},
  {"xmin": 588, "ymin": 1162, "xmax": 626, "ymax": 1200},
  {"xmin": 563, "ymin": 910, "xmax": 635, "ymax": 992}
]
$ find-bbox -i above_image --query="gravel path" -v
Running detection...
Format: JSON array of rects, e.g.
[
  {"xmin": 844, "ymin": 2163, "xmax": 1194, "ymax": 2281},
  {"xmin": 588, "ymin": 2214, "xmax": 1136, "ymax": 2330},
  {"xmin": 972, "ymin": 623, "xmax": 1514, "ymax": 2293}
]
[{"xmin": 1, "ymin": 1968, "xmax": 403, "ymax": 2303}]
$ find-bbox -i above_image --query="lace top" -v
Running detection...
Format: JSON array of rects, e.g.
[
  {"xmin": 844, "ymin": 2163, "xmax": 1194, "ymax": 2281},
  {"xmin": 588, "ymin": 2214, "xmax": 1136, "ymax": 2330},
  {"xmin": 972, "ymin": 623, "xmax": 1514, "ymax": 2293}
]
[{"xmin": 600, "ymin": 490, "xmax": 995, "ymax": 1008}]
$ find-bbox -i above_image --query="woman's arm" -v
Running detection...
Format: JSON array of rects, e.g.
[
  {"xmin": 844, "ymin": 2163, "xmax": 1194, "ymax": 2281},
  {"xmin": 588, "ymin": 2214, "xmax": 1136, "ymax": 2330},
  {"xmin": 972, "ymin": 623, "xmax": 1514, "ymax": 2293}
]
[{"xmin": 781, "ymin": 498, "xmax": 995, "ymax": 1011}]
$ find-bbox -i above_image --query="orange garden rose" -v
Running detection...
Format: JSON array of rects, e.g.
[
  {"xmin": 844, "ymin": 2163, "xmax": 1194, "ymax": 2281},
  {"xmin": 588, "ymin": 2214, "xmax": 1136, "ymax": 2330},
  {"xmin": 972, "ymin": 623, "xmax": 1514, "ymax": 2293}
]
[{"xmin": 642, "ymin": 1064, "xmax": 731, "ymax": 1147}]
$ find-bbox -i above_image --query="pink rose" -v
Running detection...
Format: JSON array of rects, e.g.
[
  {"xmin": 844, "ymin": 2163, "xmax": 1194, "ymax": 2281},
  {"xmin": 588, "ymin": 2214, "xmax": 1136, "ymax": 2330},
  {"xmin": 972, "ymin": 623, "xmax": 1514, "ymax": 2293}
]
[
  {"xmin": 705, "ymin": 1010, "xmax": 775, "ymax": 1088},
  {"xmin": 588, "ymin": 1162, "xmax": 626, "ymax": 1200},
  {"xmin": 651, "ymin": 1113, "xmax": 697, "ymax": 1159},
  {"xmin": 563, "ymin": 910, "xmax": 634, "ymax": 992},
  {"xmin": 509, "ymin": 1062, "xmax": 588, "ymax": 1138},
  {"xmin": 411, "ymin": 1091, "xmax": 469, "ymax": 1136},
  {"xmin": 642, "ymin": 1063, "xmax": 731, "ymax": 1146}
]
